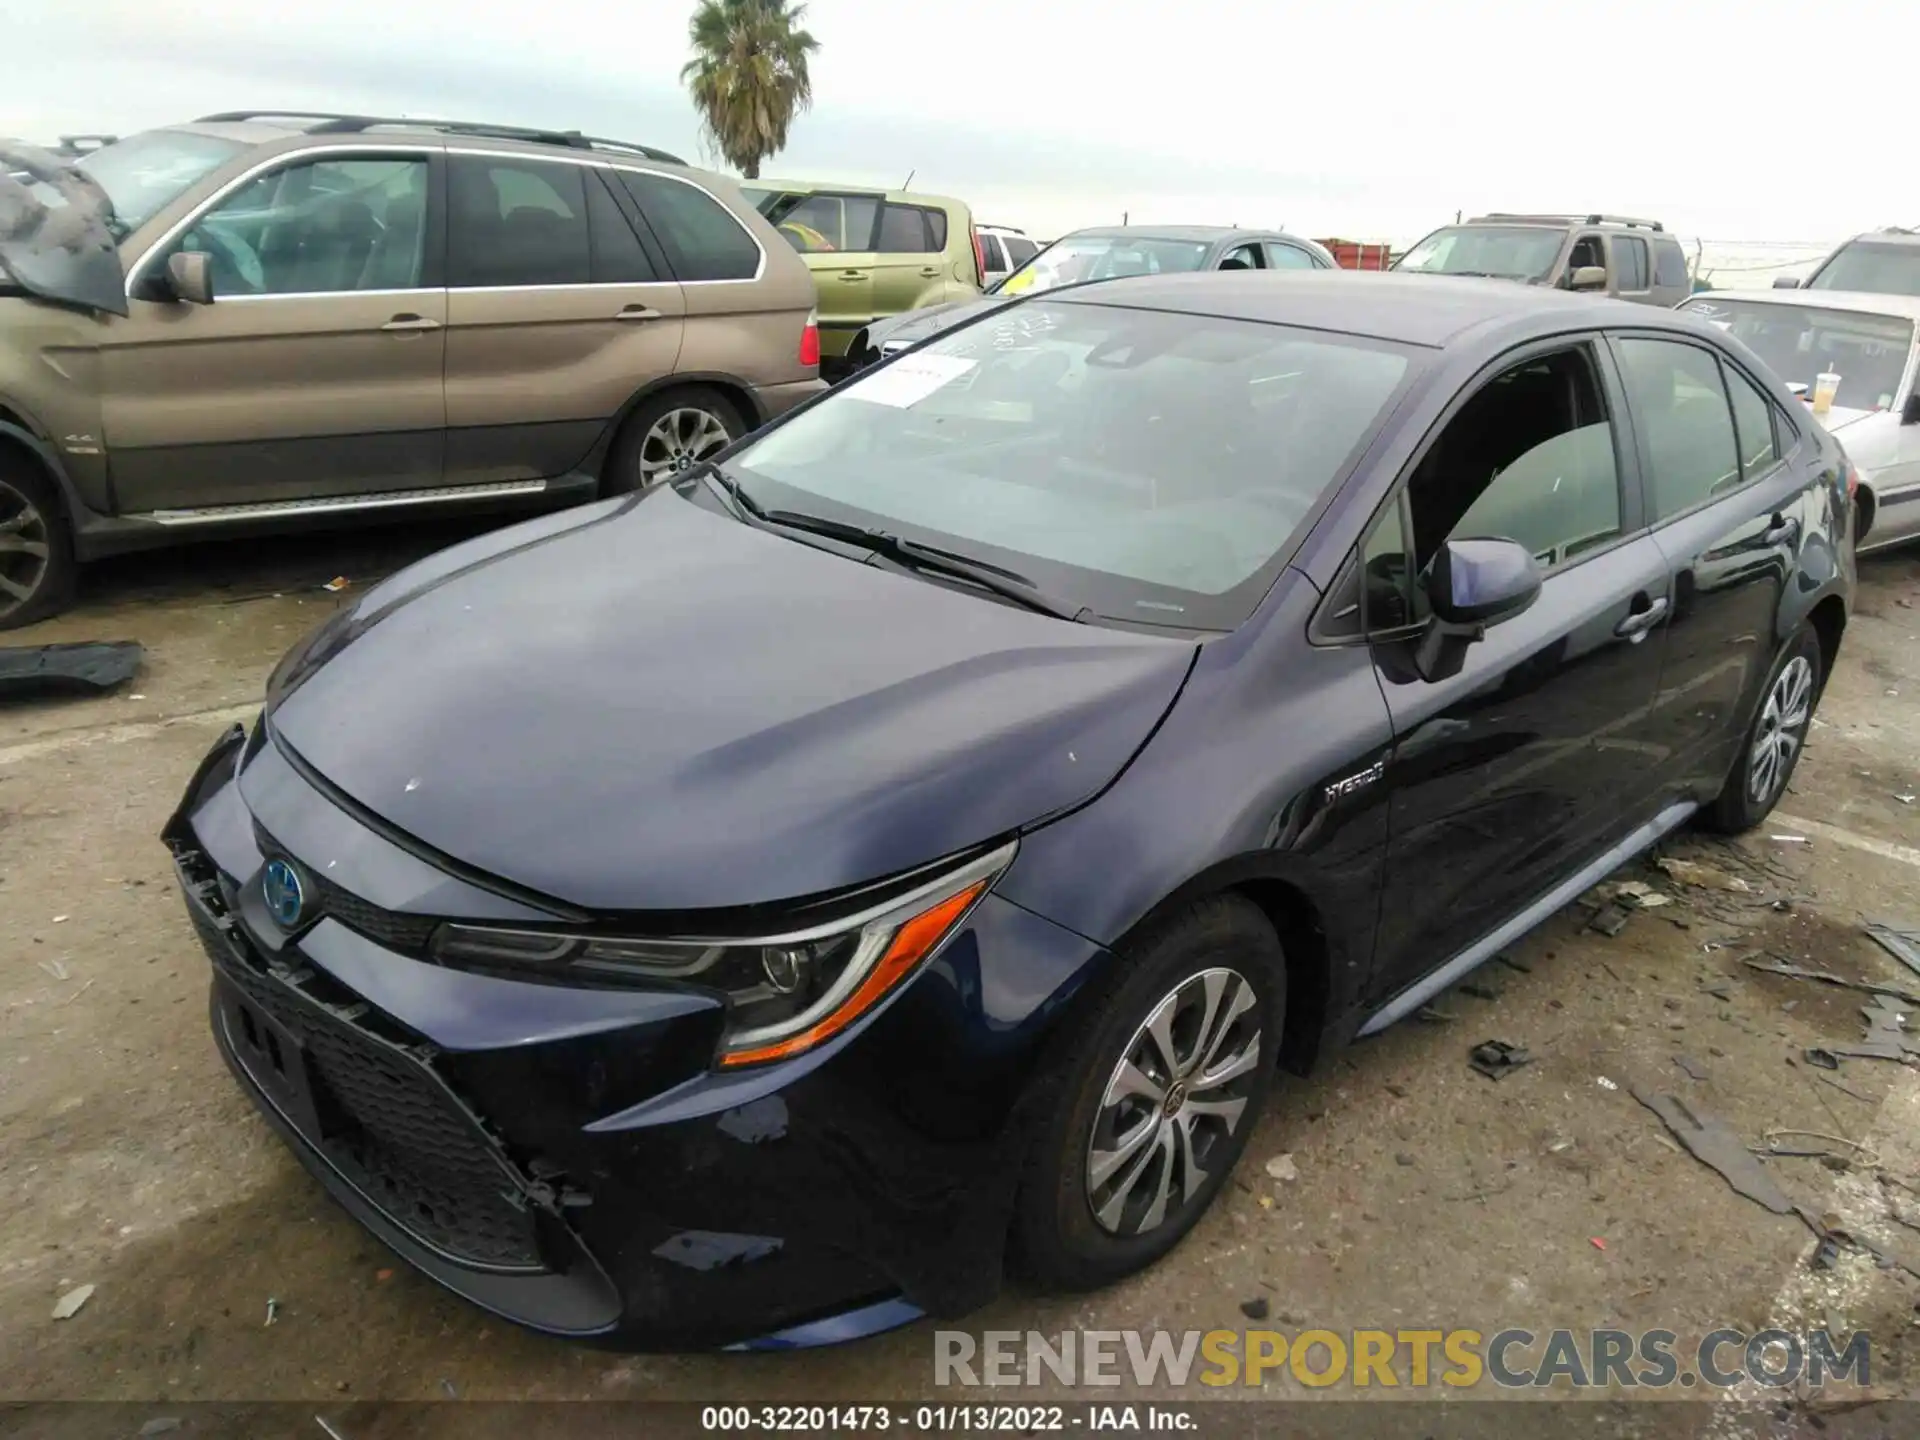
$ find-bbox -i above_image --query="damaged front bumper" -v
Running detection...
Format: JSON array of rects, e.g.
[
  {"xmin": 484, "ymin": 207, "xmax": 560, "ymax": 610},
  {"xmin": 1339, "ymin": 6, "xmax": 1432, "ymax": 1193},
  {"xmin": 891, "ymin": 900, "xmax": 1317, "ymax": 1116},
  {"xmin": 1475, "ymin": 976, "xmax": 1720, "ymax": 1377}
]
[{"xmin": 163, "ymin": 722, "xmax": 1103, "ymax": 1349}]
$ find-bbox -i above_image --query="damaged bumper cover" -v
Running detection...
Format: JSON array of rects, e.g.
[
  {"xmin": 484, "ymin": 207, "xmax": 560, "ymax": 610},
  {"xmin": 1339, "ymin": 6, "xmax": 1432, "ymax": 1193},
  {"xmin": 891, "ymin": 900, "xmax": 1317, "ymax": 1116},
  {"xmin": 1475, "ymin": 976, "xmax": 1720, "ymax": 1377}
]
[{"xmin": 164, "ymin": 722, "xmax": 1106, "ymax": 1349}]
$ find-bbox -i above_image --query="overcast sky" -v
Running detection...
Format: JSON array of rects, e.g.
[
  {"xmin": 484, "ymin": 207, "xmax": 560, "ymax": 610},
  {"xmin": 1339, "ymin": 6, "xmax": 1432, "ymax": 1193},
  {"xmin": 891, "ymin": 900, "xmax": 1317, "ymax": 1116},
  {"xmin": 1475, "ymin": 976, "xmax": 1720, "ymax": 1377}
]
[{"xmin": 4, "ymin": 0, "xmax": 1910, "ymax": 244}]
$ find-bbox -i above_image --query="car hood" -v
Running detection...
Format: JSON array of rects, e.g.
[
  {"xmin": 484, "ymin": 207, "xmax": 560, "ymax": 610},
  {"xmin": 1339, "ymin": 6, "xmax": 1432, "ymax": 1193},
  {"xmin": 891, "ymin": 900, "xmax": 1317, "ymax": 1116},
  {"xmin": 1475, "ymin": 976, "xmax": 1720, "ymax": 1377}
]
[
  {"xmin": 868, "ymin": 296, "xmax": 1010, "ymax": 348},
  {"xmin": 268, "ymin": 489, "xmax": 1197, "ymax": 913},
  {"xmin": 0, "ymin": 142, "xmax": 128, "ymax": 316}
]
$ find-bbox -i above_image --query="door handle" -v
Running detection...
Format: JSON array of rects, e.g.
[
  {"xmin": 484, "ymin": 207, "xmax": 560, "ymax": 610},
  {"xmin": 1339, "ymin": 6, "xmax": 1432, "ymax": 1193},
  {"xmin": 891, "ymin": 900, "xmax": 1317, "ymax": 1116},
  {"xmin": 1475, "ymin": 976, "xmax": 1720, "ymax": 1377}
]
[
  {"xmin": 616, "ymin": 305, "xmax": 663, "ymax": 322},
  {"xmin": 1761, "ymin": 512, "xmax": 1799, "ymax": 546},
  {"xmin": 919, "ymin": 267, "xmax": 940, "ymax": 278},
  {"xmin": 380, "ymin": 313, "xmax": 441, "ymax": 331},
  {"xmin": 1614, "ymin": 595, "xmax": 1670, "ymax": 640},
  {"xmin": 839, "ymin": 271, "xmax": 870, "ymax": 281}
]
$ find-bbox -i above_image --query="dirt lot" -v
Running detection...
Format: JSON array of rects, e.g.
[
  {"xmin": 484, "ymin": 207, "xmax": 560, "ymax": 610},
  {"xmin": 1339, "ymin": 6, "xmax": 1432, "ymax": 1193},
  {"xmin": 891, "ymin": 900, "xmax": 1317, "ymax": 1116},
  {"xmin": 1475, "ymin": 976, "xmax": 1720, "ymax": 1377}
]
[{"xmin": 2, "ymin": 524, "xmax": 1918, "ymax": 1433}]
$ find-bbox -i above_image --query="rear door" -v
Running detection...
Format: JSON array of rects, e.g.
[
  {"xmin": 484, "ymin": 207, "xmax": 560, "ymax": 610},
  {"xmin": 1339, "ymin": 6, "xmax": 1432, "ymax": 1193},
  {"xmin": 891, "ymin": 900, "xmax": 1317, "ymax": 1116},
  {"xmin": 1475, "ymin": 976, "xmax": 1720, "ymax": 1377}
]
[
  {"xmin": 1364, "ymin": 337, "xmax": 1672, "ymax": 1004},
  {"xmin": 101, "ymin": 147, "xmax": 447, "ymax": 511},
  {"xmin": 1609, "ymin": 233, "xmax": 1653, "ymax": 303},
  {"xmin": 441, "ymin": 152, "xmax": 685, "ymax": 485},
  {"xmin": 870, "ymin": 201, "xmax": 952, "ymax": 317},
  {"xmin": 1611, "ymin": 333, "xmax": 1819, "ymax": 793}
]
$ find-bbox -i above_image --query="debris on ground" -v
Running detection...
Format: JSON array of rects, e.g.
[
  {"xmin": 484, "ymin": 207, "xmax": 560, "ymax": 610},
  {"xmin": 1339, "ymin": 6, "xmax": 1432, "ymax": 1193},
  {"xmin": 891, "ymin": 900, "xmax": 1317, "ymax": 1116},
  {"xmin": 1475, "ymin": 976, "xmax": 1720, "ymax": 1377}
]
[
  {"xmin": 323, "ymin": 576, "xmax": 351, "ymax": 593},
  {"xmin": 1589, "ymin": 903, "xmax": 1634, "ymax": 937},
  {"xmin": 266, "ymin": 1296, "xmax": 280, "ymax": 1326},
  {"xmin": 315, "ymin": 1417, "xmax": 349, "ymax": 1440},
  {"xmin": 1826, "ymin": 995, "xmax": 1920, "ymax": 1063},
  {"xmin": 1674, "ymin": 1054, "xmax": 1709, "ymax": 1082},
  {"xmin": 1460, "ymin": 979, "xmax": 1503, "ymax": 1001},
  {"xmin": 50, "ymin": 1283, "xmax": 95, "ymax": 1320},
  {"xmin": 1414, "ymin": 1005, "xmax": 1455, "ymax": 1024},
  {"xmin": 1633, "ymin": 1091, "xmax": 1795, "ymax": 1215},
  {"xmin": 440, "ymin": 1378, "xmax": 458, "ymax": 1399},
  {"xmin": 1812, "ymin": 1235, "xmax": 1842, "ymax": 1270},
  {"xmin": 1770, "ymin": 834, "xmax": 1811, "ymax": 846},
  {"xmin": 1763, "ymin": 1131, "xmax": 1881, "ymax": 1168},
  {"xmin": 35, "ymin": 958, "xmax": 68, "ymax": 981},
  {"xmin": 1597, "ymin": 1076, "xmax": 1620, "ymax": 1092},
  {"xmin": 1594, "ymin": 880, "xmax": 1673, "ymax": 910},
  {"xmin": 1264, "ymin": 1154, "xmax": 1299, "ymax": 1183},
  {"xmin": 1589, "ymin": 1237, "xmax": 1607, "ymax": 1251},
  {"xmin": 1743, "ymin": 957, "xmax": 1920, "ymax": 1008},
  {"xmin": 138, "ymin": 1420, "xmax": 182, "ymax": 1438},
  {"xmin": 1656, "ymin": 857, "xmax": 1752, "ymax": 893},
  {"xmin": 1395, "ymin": 1152, "xmax": 1416, "ymax": 1166},
  {"xmin": 1805, "ymin": 1048, "xmax": 1841, "ymax": 1071},
  {"xmin": 0, "ymin": 641, "xmax": 144, "ymax": 701},
  {"xmin": 1495, "ymin": 954, "xmax": 1532, "ymax": 974},
  {"xmin": 1239, "ymin": 1297, "xmax": 1270, "ymax": 1320},
  {"xmin": 1468, "ymin": 1040, "xmax": 1532, "ymax": 1080},
  {"xmin": 1865, "ymin": 920, "xmax": 1920, "ymax": 981}
]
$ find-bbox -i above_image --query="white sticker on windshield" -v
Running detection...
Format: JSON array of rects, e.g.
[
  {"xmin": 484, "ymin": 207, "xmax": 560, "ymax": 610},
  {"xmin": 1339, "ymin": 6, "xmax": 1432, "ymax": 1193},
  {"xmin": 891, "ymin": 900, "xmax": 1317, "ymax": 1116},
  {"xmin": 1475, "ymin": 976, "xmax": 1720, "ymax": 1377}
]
[{"xmin": 846, "ymin": 353, "xmax": 977, "ymax": 408}]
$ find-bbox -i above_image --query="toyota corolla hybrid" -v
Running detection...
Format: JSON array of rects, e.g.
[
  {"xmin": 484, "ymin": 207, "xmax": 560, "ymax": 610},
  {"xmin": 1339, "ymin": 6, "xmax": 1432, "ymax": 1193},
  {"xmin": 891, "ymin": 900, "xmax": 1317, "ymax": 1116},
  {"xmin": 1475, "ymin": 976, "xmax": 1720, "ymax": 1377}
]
[{"xmin": 166, "ymin": 272, "xmax": 1853, "ymax": 1350}]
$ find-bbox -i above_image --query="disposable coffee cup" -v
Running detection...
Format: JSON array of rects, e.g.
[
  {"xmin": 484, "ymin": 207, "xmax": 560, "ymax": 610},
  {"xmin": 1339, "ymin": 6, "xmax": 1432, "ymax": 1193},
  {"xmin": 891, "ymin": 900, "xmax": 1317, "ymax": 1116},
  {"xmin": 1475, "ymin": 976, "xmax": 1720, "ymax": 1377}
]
[{"xmin": 1812, "ymin": 370, "xmax": 1841, "ymax": 415}]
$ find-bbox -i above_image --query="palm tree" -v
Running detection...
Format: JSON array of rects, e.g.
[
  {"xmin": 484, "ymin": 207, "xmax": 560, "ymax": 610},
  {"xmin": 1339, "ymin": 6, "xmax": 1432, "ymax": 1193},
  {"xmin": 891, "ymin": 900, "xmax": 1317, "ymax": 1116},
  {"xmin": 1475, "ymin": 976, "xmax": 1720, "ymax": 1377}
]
[{"xmin": 681, "ymin": 0, "xmax": 820, "ymax": 180}]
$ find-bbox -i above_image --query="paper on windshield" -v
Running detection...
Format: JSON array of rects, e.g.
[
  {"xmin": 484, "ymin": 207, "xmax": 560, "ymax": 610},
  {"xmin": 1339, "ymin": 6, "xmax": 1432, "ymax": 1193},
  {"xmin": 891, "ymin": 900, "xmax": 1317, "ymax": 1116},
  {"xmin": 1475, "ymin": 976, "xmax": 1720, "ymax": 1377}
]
[{"xmin": 846, "ymin": 353, "xmax": 977, "ymax": 408}]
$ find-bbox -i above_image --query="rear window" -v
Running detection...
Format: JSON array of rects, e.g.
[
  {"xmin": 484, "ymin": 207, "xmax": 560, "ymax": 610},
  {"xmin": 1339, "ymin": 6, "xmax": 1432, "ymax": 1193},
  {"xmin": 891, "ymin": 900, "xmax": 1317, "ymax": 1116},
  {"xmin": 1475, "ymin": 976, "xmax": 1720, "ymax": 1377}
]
[
  {"xmin": 1807, "ymin": 240, "xmax": 1920, "ymax": 297},
  {"xmin": 617, "ymin": 171, "xmax": 761, "ymax": 281},
  {"xmin": 1654, "ymin": 240, "xmax": 1688, "ymax": 289},
  {"xmin": 1680, "ymin": 297, "xmax": 1914, "ymax": 413},
  {"xmin": 877, "ymin": 203, "xmax": 940, "ymax": 254},
  {"xmin": 729, "ymin": 301, "xmax": 1416, "ymax": 629}
]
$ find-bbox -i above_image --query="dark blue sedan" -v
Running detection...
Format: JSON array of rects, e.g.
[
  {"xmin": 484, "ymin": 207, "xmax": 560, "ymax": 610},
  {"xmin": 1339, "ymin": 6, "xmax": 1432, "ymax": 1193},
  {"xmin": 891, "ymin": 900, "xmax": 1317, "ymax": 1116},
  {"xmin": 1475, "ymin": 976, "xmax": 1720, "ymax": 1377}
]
[{"xmin": 165, "ymin": 272, "xmax": 1855, "ymax": 1349}]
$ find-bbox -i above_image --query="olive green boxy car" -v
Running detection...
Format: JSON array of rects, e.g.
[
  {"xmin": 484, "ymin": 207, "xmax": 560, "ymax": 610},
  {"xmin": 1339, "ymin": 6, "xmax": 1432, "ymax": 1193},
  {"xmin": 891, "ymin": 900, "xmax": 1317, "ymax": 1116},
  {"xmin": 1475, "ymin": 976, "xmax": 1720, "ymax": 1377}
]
[
  {"xmin": 0, "ymin": 114, "xmax": 824, "ymax": 628},
  {"xmin": 738, "ymin": 180, "xmax": 982, "ymax": 372}
]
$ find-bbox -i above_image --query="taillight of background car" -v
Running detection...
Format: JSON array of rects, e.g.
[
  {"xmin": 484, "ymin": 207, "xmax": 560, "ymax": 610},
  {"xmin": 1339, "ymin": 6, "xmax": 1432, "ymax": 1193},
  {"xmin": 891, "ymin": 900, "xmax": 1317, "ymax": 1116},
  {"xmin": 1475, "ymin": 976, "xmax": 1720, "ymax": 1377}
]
[
  {"xmin": 971, "ymin": 227, "xmax": 986, "ymax": 287},
  {"xmin": 800, "ymin": 307, "xmax": 820, "ymax": 368}
]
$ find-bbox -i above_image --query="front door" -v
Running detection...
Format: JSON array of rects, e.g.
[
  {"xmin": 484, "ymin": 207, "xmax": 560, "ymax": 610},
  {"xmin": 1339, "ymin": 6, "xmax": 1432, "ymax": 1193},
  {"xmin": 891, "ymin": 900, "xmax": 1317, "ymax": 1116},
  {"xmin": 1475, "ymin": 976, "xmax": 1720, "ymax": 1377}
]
[
  {"xmin": 101, "ymin": 150, "xmax": 446, "ymax": 512},
  {"xmin": 1611, "ymin": 333, "xmax": 1823, "ymax": 794},
  {"xmin": 1365, "ymin": 339, "xmax": 1673, "ymax": 1001},
  {"xmin": 442, "ymin": 154, "xmax": 686, "ymax": 484}
]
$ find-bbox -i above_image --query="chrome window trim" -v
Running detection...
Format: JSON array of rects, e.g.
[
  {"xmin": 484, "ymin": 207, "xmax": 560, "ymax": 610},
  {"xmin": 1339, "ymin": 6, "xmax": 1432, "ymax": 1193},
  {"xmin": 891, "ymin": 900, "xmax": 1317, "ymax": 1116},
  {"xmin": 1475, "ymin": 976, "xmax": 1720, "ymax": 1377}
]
[{"xmin": 125, "ymin": 141, "xmax": 767, "ymax": 296}]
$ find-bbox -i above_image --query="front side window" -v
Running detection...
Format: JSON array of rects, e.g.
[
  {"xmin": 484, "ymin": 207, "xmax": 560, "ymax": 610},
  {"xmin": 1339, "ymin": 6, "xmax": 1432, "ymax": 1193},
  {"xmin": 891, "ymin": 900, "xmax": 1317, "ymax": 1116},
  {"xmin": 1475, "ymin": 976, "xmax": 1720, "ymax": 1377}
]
[
  {"xmin": 760, "ymin": 192, "xmax": 878, "ymax": 252},
  {"xmin": 170, "ymin": 154, "xmax": 429, "ymax": 295},
  {"xmin": 1393, "ymin": 225, "xmax": 1567, "ymax": 282},
  {"xmin": 621, "ymin": 172, "xmax": 762, "ymax": 280},
  {"xmin": 1615, "ymin": 338, "xmax": 1742, "ymax": 520},
  {"xmin": 1678, "ymin": 297, "xmax": 1914, "ymax": 413},
  {"xmin": 1612, "ymin": 235, "xmax": 1649, "ymax": 291},
  {"xmin": 979, "ymin": 233, "xmax": 1006, "ymax": 271},
  {"xmin": 997, "ymin": 234, "xmax": 1211, "ymax": 296},
  {"xmin": 449, "ymin": 156, "xmax": 589, "ymax": 288},
  {"xmin": 1807, "ymin": 240, "xmax": 1920, "ymax": 297},
  {"xmin": 728, "ymin": 301, "xmax": 1415, "ymax": 628},
  {"xmin": 1218, "ymin": 244, "xmax": 1263, "ymax": 270}
]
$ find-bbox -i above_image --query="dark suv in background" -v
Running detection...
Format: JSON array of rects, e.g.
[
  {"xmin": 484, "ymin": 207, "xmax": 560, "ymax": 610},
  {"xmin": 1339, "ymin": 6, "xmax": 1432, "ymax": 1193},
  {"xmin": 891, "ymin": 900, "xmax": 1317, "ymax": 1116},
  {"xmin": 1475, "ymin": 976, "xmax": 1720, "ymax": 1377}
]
[
  {"xmin": 1395, "ymin": 213, "xmax": 1691, "ymax": 305},
  {"xmin": 0, "ymin": 113, "xmax": 823, "ymax": 628}
]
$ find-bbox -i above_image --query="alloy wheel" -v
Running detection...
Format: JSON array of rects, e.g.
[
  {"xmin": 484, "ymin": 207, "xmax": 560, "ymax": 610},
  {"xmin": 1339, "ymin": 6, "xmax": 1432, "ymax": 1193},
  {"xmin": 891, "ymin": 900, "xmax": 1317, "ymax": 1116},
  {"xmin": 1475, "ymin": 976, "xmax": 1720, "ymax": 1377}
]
[
  {"xmin": 637, "ymin": 408, "xmax": 732, "ymax": 487},
  {"xmin": 1085, "ymin": 967, "xmax": 1262, "ymax": 1237},
  {"xmin": 0, "ymin": 479, "xmax": 51, "ymax": 622},
  {"xmin": 1748, "ymin": 655, "xmax": 1814, "ymax": 805}
]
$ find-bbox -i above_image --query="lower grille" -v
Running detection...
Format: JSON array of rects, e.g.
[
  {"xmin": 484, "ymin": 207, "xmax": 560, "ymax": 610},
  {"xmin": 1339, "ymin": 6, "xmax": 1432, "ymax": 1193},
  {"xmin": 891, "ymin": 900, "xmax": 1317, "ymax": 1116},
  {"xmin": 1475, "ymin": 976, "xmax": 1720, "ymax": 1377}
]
[{"xmin": 182, "ymin": 876, "xmax": 543, "ymax": 1271}]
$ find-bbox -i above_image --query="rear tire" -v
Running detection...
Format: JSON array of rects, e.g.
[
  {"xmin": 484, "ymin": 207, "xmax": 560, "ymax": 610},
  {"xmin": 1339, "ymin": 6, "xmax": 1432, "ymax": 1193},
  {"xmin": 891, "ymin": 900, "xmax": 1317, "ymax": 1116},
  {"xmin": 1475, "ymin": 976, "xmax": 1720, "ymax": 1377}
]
[
  {"xmin": 602, "ymin": 387, "xmax": 744, "ymax": 497},
  {"xmin": 0, "ymin": 453, "xmax": 75, "ymax": 631},
  {"xmin": 1012, "ymin": 895, "xmax": 1283, "ymax": 1292},
  {"xmin": 1699, "ymin": 623, "xmax": 1822, "ymax": 834}
]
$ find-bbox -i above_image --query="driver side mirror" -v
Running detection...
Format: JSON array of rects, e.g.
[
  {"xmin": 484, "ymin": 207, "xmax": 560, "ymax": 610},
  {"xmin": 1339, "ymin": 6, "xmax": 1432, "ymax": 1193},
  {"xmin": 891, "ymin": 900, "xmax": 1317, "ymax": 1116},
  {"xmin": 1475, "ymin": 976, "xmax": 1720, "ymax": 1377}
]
[
  {"xmin": 1567, "ymin": 265, "xmax": 1608, "ymax": 292},
  {"xmin": 165, "ymin": 251, "xmax": 214, "ymax": 306},
  {"xmin": 1773, "ymin": 276, "xmax": 1802, "ymax": 289},
  {"xmin": 1413, "ymin": 537, "xmax": 1543, "ymax": 681},
  {"xmin": 1904, "ymin": 392, "xmax": 1920, "ymax": 426}
]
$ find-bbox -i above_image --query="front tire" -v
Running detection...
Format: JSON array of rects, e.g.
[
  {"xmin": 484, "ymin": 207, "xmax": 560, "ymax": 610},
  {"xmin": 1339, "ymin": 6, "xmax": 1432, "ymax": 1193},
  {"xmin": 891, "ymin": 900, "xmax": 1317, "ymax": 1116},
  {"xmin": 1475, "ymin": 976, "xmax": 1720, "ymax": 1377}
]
[
  {"xmin": 602, "ymin": 387, "xmax": 743, "ymax": 497},
  {"xmin": 1012, "ymin": 896, "xmax": 1283, "ymax": 1291},
  {"xmin": 1700, "ymin": 623, "xmax": 1823, "ymax": 834},
  {"xmin": 0, "ymin": 455, "xmax": 75, "ymax": 631}
]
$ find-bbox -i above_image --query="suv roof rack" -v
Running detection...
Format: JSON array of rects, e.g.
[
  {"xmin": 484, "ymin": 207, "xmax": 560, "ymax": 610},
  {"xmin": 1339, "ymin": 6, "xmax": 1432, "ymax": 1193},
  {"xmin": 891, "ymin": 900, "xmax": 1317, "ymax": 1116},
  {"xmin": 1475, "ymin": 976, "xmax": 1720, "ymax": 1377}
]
[
  {"xmin": 194, "ymin": 112, "xmax": 688, "ymax": 166},
  {"xmin": 980, "ymin": 223, "xmax": 1026, "ymax": 235},
  {"xmin": 1472, "ymin": 211, "xmax": 1664, "ymax": 232}
]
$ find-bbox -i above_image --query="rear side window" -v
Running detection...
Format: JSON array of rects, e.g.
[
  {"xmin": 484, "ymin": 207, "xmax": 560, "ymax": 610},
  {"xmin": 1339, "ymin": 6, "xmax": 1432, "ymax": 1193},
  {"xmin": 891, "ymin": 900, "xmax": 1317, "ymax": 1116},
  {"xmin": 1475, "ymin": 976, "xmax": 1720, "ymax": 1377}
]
[
  {"xmin": 1612, "ymin": 235, "xmax": 1649, "ymax": 291},
  {"xmin": 1616, "ymin": 338, "xmax": 1742, "ymax": 520},
  {"xmin": 979, "ymin": 233, "xmax": 1006, "ymax": 271},
  {"xmin": 449, "ymin": 156, "xmax": 590, "ymax": 287},
  {"xmin": 1724, "ymin": 364, "xmax": 1781, "ymax": 477},
  {"xmin": 1004, "ymin": 236, "xmax": 1039, "ymax": 266},
  {"xmin": 1265, "ymin": 242, "xmax": 1320, "ymax": 270},
  {"xmin": 876, "ymin": 203, "xmax": 940, "ymax": 254},
  {"xmin": 618, "ymin": 172, "xmax": 761, "ymax": 281},
  {"xmin": 1654, "ymin": 240, "xmax": 1688, "ymax": 289}
]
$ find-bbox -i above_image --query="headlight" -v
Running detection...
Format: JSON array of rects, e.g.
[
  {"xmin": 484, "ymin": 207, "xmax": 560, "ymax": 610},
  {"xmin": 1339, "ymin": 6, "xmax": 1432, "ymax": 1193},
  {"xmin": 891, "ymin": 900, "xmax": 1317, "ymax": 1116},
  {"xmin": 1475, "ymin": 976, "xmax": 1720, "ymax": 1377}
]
[{"xmin": 430, "ymin": 841, "xmax": 1015, "ymax": 1068}]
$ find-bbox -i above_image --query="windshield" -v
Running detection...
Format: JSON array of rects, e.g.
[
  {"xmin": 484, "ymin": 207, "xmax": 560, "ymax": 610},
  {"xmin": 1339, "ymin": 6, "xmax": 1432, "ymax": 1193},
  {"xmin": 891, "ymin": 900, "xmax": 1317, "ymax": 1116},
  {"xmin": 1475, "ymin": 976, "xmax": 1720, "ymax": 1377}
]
[
  {"xmin": 72, "ymin": 129, "xmax": 246, "ymax": 238},
  {"xmin": 1806, "ymin": 240, "xmax": 1920, "ymax": 298},
  {"xmin": 1393, "ymin": 226, "xmax": 1564, "ymax": 281},
  {"xmin": 726, "ymin": 300, "xmax": 1415, "ymax": 629},
  {"xmin": 996, "ymin": 235, "xmax": 1210, "ymax": 296},
  {"xmin": 1681, "ymin": 298, "xmax": 1915, "ymax": 413}
]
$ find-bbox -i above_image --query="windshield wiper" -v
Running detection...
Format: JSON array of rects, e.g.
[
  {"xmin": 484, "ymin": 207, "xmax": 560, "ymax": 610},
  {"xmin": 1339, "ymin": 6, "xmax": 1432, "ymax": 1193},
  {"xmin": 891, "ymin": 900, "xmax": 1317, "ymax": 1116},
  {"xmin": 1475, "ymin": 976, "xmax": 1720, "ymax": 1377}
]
[{"xmin": 757, "ymin": 505, "xmax": 1087, "ymax": 622}]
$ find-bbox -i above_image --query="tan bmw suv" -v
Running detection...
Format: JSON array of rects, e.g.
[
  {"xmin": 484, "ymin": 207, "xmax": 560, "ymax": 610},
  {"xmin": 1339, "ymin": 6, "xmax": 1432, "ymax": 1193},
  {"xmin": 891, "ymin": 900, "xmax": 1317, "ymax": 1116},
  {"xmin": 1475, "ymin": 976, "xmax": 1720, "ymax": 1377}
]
[{"xmin": 0, "ymin": 113, "xmax": 824, "ymax": 627}]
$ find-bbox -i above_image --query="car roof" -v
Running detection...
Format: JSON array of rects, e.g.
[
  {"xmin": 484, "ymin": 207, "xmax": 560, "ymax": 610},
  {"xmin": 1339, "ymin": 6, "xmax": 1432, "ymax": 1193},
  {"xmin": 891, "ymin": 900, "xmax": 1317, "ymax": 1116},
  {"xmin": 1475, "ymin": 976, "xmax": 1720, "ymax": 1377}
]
[
  {"xmin": 158, "ymin": 116, "xmax": 696, "ymax": 168},
  {"xmin": 745, "ymin": 177, "xmax": 967, "ymax": 207},
  {"xmin": 1046, "ymin": 270, "xmax": 1656, "ymax": 347},
  {"xmin": 1065, "ymin": 224, "xmax": 1281, "ymax": 244},
  {"xmin": 1681, "ymin": 287, "xmax": 1920, "ymax": 324},
  {"xmin": 1838, "ymin": 229, "xmax": 1920, "ymax": 247}
]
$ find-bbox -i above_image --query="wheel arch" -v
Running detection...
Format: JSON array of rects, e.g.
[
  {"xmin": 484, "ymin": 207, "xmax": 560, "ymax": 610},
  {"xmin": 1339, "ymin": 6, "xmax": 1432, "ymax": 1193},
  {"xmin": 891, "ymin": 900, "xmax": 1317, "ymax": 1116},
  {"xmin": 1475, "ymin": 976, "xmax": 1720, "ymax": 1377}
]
[{"xmin": 0, "ymin": 415, "xmax": 78, "ymax": 531}]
